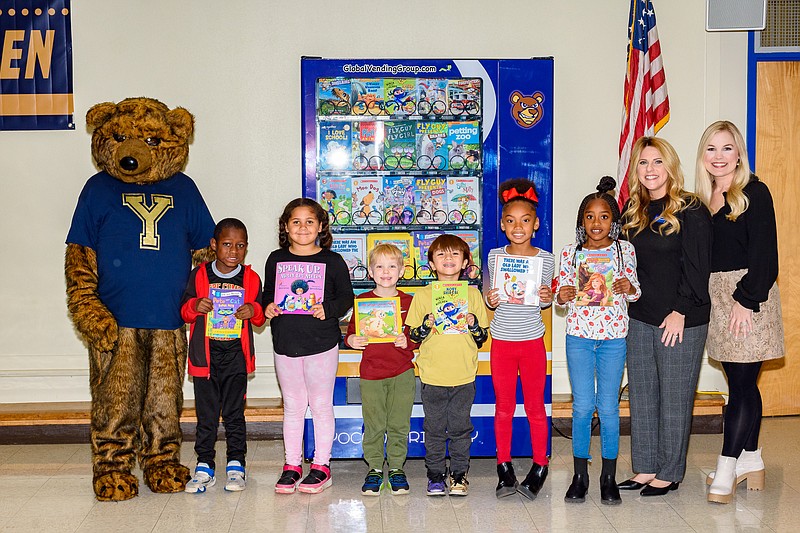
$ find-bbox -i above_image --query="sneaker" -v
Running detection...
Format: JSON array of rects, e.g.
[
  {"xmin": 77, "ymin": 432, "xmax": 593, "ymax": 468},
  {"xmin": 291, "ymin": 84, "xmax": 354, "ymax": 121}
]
[
  {"xmin": 298, "ymin": 464, "xmax": 332, "ymax": 494},
  {"xmin": 224, "ymin": 460, "xmax": 246, "ymax": 492},
  {"xmin": 185, "ymin": 463, "xmax": 215, "ymax": 493},
  {"xmin": 388, "ymin": 469, "xmax": 410, "ymax": 495},
  {"xmin": 275, "ymin": 464, "xmax": 303, "ymax": 494},
  {"xmin": 361, "ymin": 469, "xmax": 383, "ymax": 496},
  {"xmin": 450, "ymin": 472, "xmax": 469, "ymax": 496},
  {"xmin": 426, "ymin": 477, "xmax": 447, "ymax": 497}
]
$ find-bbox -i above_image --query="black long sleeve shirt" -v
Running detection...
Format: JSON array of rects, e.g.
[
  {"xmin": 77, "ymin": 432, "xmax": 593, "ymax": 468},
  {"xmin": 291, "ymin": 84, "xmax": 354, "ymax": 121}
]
[
  {"xmin": 711, "ymin": 176, "xmax": 778, "ymax": 312},
  {"xmin": 627, "ymin": 196, "xmax": 713, "ymax": 328},
  {"xmin": 263, "ymin": 247, "xmax": 354, "ymax": 356}
]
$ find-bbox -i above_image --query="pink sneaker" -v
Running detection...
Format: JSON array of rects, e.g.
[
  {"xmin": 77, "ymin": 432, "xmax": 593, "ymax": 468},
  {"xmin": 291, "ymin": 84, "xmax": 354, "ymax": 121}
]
[
  {"xmin": 298, "ymin": 464, "xmax": 332, "ymax": 494},
  {"xmin": 275, "ymin": 464, "xmax": 303, "ymax": 494}
]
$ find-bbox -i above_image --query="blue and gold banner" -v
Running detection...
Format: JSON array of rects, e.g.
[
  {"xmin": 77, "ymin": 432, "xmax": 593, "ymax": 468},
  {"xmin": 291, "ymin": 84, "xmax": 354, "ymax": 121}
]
[{"xmin": 0, "ymin": 1, "xmax": 73, "ymax": 130}]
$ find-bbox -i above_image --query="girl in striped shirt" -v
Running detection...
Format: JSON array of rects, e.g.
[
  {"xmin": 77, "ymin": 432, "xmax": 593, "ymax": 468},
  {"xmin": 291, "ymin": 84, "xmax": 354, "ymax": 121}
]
[{"xmin": 485, "ymin": 178, "xmax": 554, "ymax": 500}]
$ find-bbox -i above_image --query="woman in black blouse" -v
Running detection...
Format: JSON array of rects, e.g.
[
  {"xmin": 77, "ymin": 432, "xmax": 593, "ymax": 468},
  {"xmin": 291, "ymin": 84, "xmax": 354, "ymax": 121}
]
[
  {"xmin": 617, "ymin": 136, "xmax": 712, "ymax": 496},
  {"xmin": 695, "ymin": 121, "xmax": 784, "ymax": 504}
]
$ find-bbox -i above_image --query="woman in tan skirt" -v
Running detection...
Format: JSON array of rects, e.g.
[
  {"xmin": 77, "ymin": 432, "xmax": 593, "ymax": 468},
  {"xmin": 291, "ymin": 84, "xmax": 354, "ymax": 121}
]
[{"xmin": 695, "ymin": 121, "xmax": 785, "ymax": 504}]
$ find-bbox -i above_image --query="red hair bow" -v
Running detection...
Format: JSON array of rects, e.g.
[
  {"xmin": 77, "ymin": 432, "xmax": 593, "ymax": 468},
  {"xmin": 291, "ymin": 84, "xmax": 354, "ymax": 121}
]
[{"xmin": 502, "ymin": 187, "xmax": 538, "ymax": 203}]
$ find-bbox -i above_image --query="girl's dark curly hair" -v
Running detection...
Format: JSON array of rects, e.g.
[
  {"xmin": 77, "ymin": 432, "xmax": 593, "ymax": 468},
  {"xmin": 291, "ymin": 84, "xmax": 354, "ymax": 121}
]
[
  {"xmin": 575, "ymin": 176, "xmax": 621, "ymax": 233},
  {"xmin": 278, "ymin": 198, "xmax": 332, "ymax": 249},
  {"xmin": 498, "ymin": 178, "xmax": 539, "ymax": 215}
]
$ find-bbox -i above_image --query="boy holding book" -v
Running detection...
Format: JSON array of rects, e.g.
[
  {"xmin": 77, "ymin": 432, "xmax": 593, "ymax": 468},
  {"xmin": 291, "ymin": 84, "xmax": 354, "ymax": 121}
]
[
  {"xmin": 346, "ymin": 244, "xmax": 418, "ymax": 495},
  {"xmin": 180, "ymin": 218, "xmax": 265, "ymax": 493},
  {"xmin": 407, "ymin": 234, "xmax": 489, "ymax": 496}
]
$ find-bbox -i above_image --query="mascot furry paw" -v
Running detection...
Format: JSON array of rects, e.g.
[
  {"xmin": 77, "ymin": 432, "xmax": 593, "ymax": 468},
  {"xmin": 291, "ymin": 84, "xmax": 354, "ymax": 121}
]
[{"xmin": 65, "ymin": 97, "xmax": 215, "ymax": 501}]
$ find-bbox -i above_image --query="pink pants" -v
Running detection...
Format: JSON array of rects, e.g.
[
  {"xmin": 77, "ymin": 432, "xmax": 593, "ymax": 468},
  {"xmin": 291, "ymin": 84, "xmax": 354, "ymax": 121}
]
[{"xmin": 274, "ymin": 346, "xmax": 339, "ymax": 466}]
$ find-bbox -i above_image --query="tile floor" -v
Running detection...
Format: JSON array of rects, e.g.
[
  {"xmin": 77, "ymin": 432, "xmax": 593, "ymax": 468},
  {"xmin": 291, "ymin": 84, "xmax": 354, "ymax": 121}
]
[{"xmin": 1, "ymin": 417, "xmax": 799, "ymax": 532}]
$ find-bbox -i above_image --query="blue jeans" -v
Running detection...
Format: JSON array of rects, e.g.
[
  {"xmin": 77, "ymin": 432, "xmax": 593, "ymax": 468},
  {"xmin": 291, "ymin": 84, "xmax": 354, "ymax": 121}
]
[{"xmin": 565, "ymin": 335, "xmax": 627, "ymax": 460}]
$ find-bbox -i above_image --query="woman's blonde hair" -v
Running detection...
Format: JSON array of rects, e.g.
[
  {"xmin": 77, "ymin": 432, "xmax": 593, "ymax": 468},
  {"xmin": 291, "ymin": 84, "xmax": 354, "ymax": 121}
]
[
  {"xmin": 694, "ymin": 120, "xmax": 751, "ymax": 221},
  {"xmin": 623, "ymin": 136, "xmax": 695, "ymax": 237}
]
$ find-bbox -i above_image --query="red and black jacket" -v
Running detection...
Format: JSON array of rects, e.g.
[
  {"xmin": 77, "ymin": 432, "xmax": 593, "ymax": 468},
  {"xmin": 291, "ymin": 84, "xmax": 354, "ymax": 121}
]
[{"xmin": 180, "ymin": 262, "xmax": 266, "ymax": 378}]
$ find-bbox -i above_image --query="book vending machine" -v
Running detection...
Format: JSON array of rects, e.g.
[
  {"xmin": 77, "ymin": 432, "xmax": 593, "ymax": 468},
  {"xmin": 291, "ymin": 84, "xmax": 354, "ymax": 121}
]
[{"xmin": 300, "ymin": 57, "xmax": 554, "ymax": 459}]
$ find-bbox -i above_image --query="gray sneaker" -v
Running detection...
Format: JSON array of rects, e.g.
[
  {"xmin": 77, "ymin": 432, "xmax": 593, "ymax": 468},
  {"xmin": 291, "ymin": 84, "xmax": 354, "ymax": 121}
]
[
  {"xmin": 185, "ymin": 463, "xmax": 216, "ymax": 493},
  {"xmin": 224, "ymin": 461, "xmax": 246, "ymax": 492}
]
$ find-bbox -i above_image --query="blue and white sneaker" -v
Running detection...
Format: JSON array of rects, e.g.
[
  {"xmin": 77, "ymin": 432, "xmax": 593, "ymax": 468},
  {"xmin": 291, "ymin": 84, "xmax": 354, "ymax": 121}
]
[
  {"xmin": 185, "ymin": 463, "xmax": 215, "ymax": 493},
  {"xmin": 224, "ymin": 460, "xmax": 246, "ymax": 492},
  {"xmin": 361, "ymin": 469, "xmax": 383, "ymax": 496},
  {"xmin": 388, "ymin": 469, "xmax": 410, "ymax": 494}
]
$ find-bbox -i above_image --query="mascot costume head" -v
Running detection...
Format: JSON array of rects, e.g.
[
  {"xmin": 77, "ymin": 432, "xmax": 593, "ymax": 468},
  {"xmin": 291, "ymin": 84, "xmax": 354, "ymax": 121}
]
[{"xmin": 65, "ymin": 97, "xmax": 215, "ymax": 501}]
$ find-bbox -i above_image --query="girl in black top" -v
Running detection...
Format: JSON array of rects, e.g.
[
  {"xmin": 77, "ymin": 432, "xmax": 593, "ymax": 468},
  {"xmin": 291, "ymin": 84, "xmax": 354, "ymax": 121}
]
[
  {"xmin": 263, "ymin": 198, "xmax": 354, "ymax": 495},
  {"xmin": 695, "ymin": 121, "xmax": 784, "ymax": 504},
  {"xmin": 617, "ymin": 136, "xmax": 712, "ymax": 496}
]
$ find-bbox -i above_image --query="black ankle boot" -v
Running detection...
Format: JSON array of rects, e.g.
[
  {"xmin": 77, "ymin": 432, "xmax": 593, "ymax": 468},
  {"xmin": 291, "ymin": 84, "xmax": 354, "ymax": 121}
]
[
  {"xmin": 518, "ymin": 462, "xmax": 548, "ymax": 500},
  {"xmin": 565, "ymin": 457, "xmax": 589, "ymax": 503},
  {"xmin": 495, "ymin": 462, "xmax": 518, "ymax": 498},
  {"xmin": 600, "ymin": 458, "xmax": 621, "ymax": 505}
]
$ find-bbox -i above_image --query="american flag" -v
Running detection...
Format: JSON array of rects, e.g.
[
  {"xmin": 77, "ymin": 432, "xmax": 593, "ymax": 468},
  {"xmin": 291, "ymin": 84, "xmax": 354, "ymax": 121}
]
[{"xmin": 617, "ymin": 0, "xmax": 670, "ymax": 209}]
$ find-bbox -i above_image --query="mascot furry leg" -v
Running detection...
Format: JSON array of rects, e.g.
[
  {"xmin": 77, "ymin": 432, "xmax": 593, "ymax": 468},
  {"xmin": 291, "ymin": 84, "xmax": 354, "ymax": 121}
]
[{"xmin": 68, "ymin": 245, "xmax": 191, "ymax": 501}]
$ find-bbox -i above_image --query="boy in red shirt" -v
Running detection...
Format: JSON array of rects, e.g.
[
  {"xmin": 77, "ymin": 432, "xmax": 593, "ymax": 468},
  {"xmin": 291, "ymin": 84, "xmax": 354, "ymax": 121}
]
[{"xmin": 346, "ymin": 244, "xmax": 418, "ymax": 495}]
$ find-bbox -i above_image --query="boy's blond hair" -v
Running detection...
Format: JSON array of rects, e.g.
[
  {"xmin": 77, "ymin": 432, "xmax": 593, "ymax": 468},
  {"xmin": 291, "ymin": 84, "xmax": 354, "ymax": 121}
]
[{"xmin": 368, "ymin": 243, "xmax": 404, "ymax": 269}]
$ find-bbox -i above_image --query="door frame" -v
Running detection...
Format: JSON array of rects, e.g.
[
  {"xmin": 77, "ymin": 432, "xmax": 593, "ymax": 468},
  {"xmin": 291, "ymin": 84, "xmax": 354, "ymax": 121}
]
[{"xmin": 746, "ymin": 32, "xmax": 800, "ymax": 164}]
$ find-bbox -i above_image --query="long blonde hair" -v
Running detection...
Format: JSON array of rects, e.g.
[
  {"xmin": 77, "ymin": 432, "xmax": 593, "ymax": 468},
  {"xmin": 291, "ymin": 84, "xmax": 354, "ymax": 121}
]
[
  {"xmin": 695, "ymin": 120, "xmax": 751, "ymax": 221},
  {"xmin": 623, "ymin": 136, "xmax": 695, "ymax": 237}
]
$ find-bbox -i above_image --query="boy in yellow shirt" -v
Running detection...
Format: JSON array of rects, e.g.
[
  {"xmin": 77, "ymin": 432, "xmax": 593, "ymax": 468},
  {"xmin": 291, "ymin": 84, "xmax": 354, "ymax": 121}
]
[{"xmin": 407, "ymin": 235, "xmax": 489, "ymax": 497}]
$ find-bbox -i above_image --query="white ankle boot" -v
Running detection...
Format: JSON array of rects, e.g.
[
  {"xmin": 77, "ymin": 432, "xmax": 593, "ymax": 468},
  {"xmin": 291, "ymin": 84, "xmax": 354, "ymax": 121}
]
[
  {"xmin": 708, "ymin": 455, "xmax": 737, "ymax": 503},
  {"xmin": 706, "ymin": 448, "xmax": 765, "ymax": 490}
]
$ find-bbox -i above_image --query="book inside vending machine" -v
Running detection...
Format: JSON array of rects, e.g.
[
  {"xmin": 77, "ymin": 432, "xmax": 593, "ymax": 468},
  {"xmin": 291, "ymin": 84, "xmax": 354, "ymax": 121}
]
[{"xmin": 300, "ymin": 57, "xmax": 554, "ymax": 459}]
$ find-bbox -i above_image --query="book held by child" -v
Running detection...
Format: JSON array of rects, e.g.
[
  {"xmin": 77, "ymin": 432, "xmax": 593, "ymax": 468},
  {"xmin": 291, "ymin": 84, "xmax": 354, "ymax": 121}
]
[
  {"xmin": 491, "ymin": 254, "xmax": 544, "ymax": 307},
  {"xmin": 354, "ymin": 297, "xmax": 402, "ymax": 343},
  {"xmin": 274, "ymin": 261, "xmax": 326, "ymax": 314},
  {"xmin": 431, "ymin": 281, "xmax": 469, "ymax": 335}
]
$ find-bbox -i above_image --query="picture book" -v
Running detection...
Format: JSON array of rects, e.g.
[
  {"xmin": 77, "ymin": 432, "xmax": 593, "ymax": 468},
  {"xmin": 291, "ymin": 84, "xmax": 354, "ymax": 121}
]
[
  {"xmin": 447, "ymin": 78, "xmax": 482, "ymax": 115},
  {"xmin": 416, "ymin": 78, "xmax": 448, "ymax": 115},
  {"xmin": 491, "ymin": 254, "xmax": 544, "ymax": 307},
  {"xmin": 416, "ymin": 121, "xmax": 449, "ymax": 170},
  {"xmin": 274, "ymin": 261, "xmax": 326, "ymax": 315},
  {"xmin": 351, "ymin": 78, "xmax": 386, "ymax": 115},
  {"xmin": 331, "ymin": 233, "xmax": 367, "ymax": 280},
  {"xmin": 414, "ymin": 176, "xmax": 447, "ymax": 224},
  {"xmin": 206, "ymin": 288, "xmax": 244, "ymax": 339},
  {"xmin": 412, "ymin": 231, "xmax": 444, "ymax": 279},
  {"xmin": 351, "ymin": 177, "xmax": 384, "ymax": 224},
  {"xmin": 317, "ymin": 78, "xmax": 351, "ymax": 116},
  {"xmin": 384, "ymin": 121, "xmax": 416, "ymax": 170},
  {"xmin": 447, "ymin": 121, "xmax": 481, "ymax": 171},
  {"xmin": 354, "ymin": 297, "xmax": 402, "ymax": 343},
  {"xmin": 446, "ymin": 176, "xmax": 480, "ymax": 224},
  {"xmin": 384, "ymin": 78, "xmax": 416, "ymax": 116},
  {"xmin": 574, "ymin": 248, "xmax": 616, "ymax": 307},
  {"xmin": 318, "ymin": 176, "xmax": 352, "ymax": 225},
  {"xmin": 318, "ymin": 121, "xmax": 352, "ymax": 171},
  {"xmin": 366, "ymin": 232, "xmax": 415, "ymax": 279},
  {"xmin": 452, "ymin": 230, "xmax": 481, "ymax": 278},
  {"xmin": 352, "ymin": 121, "xmax": 384, "ymax": 170},
  {"xmin": 431, "ymin": 281, "xmax": 469, "ymax": 335},
  {"xmin": 383, "ymin": 175, "xmax": 416, "ymax": 225}
]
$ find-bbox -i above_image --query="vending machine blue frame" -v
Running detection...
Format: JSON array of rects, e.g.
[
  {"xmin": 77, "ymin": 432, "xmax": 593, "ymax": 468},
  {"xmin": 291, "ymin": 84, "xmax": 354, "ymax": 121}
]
[{"xmin": 300, "ymin": 57, "xmax": 554, "ymax": 460}]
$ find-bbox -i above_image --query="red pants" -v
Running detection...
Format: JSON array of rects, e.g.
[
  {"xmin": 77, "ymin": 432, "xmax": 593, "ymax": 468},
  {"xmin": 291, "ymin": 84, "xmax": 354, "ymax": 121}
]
[{"xmin": 490, "ymin": 337, "xmax": 548, "ymax": 465}]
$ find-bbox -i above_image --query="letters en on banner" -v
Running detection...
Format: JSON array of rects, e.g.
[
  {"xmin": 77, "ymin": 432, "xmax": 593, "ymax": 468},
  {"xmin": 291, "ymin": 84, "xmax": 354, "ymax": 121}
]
[{"xmin": 0, "ymin": 1, "xmax": 74, "ymax": 130}]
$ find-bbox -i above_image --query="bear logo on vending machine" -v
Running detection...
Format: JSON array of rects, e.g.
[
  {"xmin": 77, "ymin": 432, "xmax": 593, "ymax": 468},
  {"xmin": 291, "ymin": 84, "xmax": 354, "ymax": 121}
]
[{"xmin": 510, "ymin": 90, "xmax": 545, "ymax": 129}]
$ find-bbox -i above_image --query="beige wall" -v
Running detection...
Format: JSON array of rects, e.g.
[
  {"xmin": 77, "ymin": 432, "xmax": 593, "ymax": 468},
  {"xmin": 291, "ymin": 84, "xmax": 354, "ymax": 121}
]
[{"xmin": 0, "ymin": 0, "xmax": 748, "ymax": 402}]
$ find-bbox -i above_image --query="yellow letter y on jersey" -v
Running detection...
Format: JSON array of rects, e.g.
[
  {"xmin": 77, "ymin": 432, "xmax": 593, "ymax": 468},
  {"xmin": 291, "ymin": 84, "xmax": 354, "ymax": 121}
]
[{"xmin": 122, "ymin": 194, "xmax": 174, "ymax": 250}]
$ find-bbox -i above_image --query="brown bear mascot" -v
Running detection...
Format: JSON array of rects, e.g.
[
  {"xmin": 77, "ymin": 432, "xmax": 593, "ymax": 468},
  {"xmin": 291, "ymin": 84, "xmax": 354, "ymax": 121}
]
[{"xmin": 65, "ymin": 97, "xmax": 215, "ymax": 501}]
